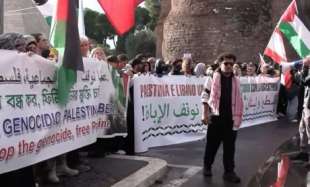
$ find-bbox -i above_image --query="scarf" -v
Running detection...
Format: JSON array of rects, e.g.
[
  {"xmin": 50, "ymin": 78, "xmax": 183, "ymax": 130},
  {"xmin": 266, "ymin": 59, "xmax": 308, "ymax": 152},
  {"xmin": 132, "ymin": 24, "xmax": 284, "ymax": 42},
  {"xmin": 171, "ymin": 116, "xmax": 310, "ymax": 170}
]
[{"xmin": 208, "ymin": 72, "xmax": 244, "ymax": 128}]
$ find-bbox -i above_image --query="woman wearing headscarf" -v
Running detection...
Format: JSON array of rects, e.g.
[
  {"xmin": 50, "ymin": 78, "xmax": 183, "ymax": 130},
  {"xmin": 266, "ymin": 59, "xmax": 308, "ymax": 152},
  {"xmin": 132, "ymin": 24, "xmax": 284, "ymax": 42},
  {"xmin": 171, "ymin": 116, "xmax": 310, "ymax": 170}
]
[
  {"xmin": 194, "ymin": 63, "xmax": 206, "ymax": 77},
  {"xmin": 90, "ymin": 47, "xmax": 107, "ymax": 61}
]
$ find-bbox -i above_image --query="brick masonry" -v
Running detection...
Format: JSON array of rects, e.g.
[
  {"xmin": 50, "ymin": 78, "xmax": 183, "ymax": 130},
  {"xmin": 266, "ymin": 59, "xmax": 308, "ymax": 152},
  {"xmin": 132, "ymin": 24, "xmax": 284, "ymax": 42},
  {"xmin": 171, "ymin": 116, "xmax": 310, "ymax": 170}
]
[{"xmin": 157, "ymin": 0, "xmax": 292, "ymax": 64}]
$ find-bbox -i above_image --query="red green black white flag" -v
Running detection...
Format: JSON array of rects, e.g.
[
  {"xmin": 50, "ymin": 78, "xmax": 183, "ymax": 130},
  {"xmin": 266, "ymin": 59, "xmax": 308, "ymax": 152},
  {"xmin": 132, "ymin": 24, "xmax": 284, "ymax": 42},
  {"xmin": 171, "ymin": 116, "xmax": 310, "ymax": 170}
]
[{"xmin": 50, "ymin": 0, "xmax": 84, "ymax": 106}]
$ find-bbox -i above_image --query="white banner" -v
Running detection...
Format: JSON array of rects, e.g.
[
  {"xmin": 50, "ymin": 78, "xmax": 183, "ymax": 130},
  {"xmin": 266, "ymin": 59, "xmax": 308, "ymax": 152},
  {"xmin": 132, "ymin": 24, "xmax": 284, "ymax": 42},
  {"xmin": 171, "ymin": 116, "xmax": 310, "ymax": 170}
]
[
  {"xmin": 0, "ymin": 50, "xmax": 127, "ymax": 174},
  {"xmin": 134, "ymin": 75, "xmax": 280, "ymax": 153},
  {"xmin": 240, "ymin": 76, "xmax": 280, "ymax": 127},
  {"xmin": 134, "ymin": 75, "xmax": 206, "ymax": 153}
]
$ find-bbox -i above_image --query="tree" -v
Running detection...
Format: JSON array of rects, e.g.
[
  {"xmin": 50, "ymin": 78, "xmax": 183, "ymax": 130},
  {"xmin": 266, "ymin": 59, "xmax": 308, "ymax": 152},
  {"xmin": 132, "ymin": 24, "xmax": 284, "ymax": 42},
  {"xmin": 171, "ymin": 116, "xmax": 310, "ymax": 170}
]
[
  {"xmin": 116, "ymin": 7, "xmax": 152, "ymax": 54},
  {"xmin": 125, "ymin": 30, "xmax": 156, "ymax": 59},
  {"xmin": 84, "ymin": 6, "xmax": 157, "ymax": 55},
  {"xmin": 135, "ymin": 7, "xmax": 151, "ymax": 30},
  {"xmin": 144, "ymin": 0, "xmax": 160, "ymax": 30},
  {"xmin": 84, "ymin": 8, "xmax": 115, "ymax": 46}
]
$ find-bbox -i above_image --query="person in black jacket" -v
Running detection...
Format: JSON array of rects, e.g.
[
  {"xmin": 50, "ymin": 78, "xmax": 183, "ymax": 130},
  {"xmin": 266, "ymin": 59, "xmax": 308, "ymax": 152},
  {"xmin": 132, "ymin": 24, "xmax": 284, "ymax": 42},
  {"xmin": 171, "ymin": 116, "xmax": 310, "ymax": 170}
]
[{"xmin": 291, "ymin": 56, "xmax": 310, "ymax": 162}]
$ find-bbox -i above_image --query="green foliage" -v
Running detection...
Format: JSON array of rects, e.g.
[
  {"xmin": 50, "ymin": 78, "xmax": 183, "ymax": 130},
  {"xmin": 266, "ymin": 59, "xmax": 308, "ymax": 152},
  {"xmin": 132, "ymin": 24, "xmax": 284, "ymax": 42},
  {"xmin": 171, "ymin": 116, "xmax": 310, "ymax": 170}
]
[
  {"xmin": 144, "ymin": 0, "xmax": 161, "ymax": 30},
  {"xmin": 116, "ymin": 7, "xmax": 154, "ymax": 54},
  {"xmin": 125, "ymin": 30, "xmax": 156, "ymax": 59},
  {"xmin": 135, "ymin": 7, "xmax": 151, "ymax": 30},
  {"xmin": 84, "ymin": 8, "xmax": 115, "ymax": 46},
  {"xmin": 84, "ymin": 4, "xmax": 158, "ymax": 55}
]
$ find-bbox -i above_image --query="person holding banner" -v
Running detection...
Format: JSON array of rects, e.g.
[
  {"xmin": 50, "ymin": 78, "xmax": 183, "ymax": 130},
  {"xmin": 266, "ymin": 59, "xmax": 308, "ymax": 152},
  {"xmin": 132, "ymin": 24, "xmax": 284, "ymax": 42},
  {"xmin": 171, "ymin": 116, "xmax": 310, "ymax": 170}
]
[
  {"xmin": 0, "ymin": 32, "xmax": 36, "ymax": 187},
  {"xmin": 201, "ymin": 53, "xmax": 243, "ymax": 183}
]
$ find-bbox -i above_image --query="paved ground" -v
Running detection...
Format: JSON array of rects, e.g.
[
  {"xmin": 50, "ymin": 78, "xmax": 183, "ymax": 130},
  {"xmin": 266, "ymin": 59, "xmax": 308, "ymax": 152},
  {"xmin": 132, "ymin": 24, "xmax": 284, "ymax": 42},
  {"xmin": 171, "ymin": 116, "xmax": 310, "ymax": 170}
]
[
  {"xmin": 142, "ymin": 119, "xmax": 298, "ymax": 187},
  {"xmin": 41, "ymin": 156, "xmax": 148, "ymax": 187},
  {"xmin": 39, "ymin": 119, "xmax": 301, "ymax": 187}
]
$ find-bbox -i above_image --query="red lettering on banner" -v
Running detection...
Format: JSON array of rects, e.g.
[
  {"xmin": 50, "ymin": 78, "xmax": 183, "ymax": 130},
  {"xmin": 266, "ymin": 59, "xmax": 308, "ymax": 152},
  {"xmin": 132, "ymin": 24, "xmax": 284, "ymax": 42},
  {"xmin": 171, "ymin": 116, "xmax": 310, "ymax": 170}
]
[
  {"xmin": 18, "ymin": 140, "xmax": 35, "ymax": 156},
  {"xmin": 175, "ymin": 84, "xmax": 197, "ymax": 96},
  {"xmin": 76, "ymin": 125, "xmax": 90, "ymax": 136},
  {"xmin": 0, "ymin": 146, "xmax": 15, "ymax": 161},
  {"xmin": 36, "ymin": 128, "xmax": 73, "ymax": 154},
  {"xmin": 170, "ymin": 85, "xmax": 175, "ymax": 96},
  {"xmin": 140, "ymin": 84, "xmax": 171, "ymax": 98},
  {"xmin": 91, "ymin": 119, "xmax": 110, "ymax": 133}
]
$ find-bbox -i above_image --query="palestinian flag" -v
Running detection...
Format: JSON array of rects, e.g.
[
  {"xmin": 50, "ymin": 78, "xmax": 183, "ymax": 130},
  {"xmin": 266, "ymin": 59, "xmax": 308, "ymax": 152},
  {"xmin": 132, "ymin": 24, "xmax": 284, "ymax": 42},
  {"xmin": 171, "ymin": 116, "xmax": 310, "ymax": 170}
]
[
  {"xmin": 50, "ymin": 0, "xmax": 84, "ymax": 105},
  {"xmin": 97, "ymin": 0, "xmax": 144, "ymax": 35},
  {"xmin": 264, "ymin": 0, "xmax": 310, "ymax": 88},
  {"xmin": 279, "ymin": 0, "xmax": 310, "ymax": 58},
  {"xmin": 265, "ymin": 0, "xmax": 310, "ymax": 61}
]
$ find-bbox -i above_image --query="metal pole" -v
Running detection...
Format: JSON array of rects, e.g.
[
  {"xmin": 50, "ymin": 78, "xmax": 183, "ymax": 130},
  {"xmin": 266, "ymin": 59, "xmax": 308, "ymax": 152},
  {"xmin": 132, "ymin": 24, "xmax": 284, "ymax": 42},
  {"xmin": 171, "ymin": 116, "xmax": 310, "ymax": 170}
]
[{"xmin": 0, "ymin": 0, "xmax": 3, "ymax": 34}]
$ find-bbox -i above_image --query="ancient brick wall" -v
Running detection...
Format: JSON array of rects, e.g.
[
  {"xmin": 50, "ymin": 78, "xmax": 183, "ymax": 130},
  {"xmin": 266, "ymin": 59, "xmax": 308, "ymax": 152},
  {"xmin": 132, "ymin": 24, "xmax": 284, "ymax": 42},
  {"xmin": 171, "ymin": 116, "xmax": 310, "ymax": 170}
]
[{"xmin": 157, "ymin": 0, "xmax": 291, "ymax": 64}]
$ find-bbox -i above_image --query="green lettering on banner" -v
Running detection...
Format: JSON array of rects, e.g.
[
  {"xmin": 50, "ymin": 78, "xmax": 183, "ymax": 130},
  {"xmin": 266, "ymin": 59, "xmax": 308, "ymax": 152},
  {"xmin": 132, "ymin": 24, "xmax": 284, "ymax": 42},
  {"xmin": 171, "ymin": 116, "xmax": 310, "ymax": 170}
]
[
  {"xmin": 69, "ymin": 90, "xmax": 79, "ymax": 102},
  {"xmin": 79, "ymin": 85, "xmax": 92, "ymax": 103},
  {"xmin": 93, "ymin": 88, "xmax": 100, "ymax": 98},
  {"xmin": 41, "ymin": 88, "xmax": 58, "ymax": 105},
  {"xmin": 25, "ymin": 94, "xmax": 38, "ymax": 107},
  {"xmin": 5, "ymin": 95, "xmax": 24, "ymax": 109},
  {"xmin": 241, "ymin": 84, "xmax": 251, "ymax": 93}
]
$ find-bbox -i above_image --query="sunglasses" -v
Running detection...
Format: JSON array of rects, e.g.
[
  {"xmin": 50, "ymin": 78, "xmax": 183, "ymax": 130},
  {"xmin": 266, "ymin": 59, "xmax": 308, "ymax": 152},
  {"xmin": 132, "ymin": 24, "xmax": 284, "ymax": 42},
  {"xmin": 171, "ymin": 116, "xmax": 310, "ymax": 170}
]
[{"xmin": 223, "ymin": 62, "xmax": 234, "ymax": 66}]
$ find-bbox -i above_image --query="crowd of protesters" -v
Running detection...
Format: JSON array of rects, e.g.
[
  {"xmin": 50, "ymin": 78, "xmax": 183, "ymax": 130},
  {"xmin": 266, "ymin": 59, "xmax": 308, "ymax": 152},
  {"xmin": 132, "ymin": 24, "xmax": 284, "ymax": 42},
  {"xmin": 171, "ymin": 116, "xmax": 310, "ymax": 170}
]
[{"xmin": 0, "ymin": 31, "xmax": 308, "ymax": 185}]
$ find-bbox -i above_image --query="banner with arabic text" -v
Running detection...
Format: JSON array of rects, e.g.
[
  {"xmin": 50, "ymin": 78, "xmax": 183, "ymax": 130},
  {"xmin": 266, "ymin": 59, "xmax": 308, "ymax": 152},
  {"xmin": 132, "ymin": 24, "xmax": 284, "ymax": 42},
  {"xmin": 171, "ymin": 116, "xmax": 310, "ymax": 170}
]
[
  {"xmin": 0, "ymin": 50, "xmax": 127, "ymax": 174},
  {"xmin": 134, "ymin": 75, "xmax": 280, "ymax": 153},
  {"xmin": 134, "ymin": 75, "xmax": 206, "ymax": 153},
  {"xmin": 239, "ymin": 76, "xmax": 280, "ymax": 127}
]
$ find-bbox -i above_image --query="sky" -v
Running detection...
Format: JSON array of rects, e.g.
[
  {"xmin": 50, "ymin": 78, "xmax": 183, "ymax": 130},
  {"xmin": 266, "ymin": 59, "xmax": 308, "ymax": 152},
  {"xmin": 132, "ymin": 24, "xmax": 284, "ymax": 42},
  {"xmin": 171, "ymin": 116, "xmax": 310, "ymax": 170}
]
[
  {"xmin": 38, "ymin": 0, "xmax": 104, "ymax": 16},
  {"xmin": 37, "ymin": 0, "xmax": 145, "ymax": 48},
  {"xmin": 38, "ymin": 0, "xmax": 144, "ymax": 16}
]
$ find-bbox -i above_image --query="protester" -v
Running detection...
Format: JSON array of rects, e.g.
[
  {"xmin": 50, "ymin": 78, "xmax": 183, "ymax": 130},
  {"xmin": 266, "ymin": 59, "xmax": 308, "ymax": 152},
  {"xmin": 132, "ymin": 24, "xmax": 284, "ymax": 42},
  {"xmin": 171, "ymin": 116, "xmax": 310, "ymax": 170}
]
[
  {"xmin": 117, "ymin": 54, "xmax": 129, "ymax": 70},
  {"xmin": 143, "ymin": 61, "xmax": 152, "ymax": 74},
  {"xmin": 181, "ymin": 58, "xmax": 193, "ymax": 76},
  {"xmin": 291, "ymin": 56, "xmax": 310, "ymax": 163},
  {"xmin": 241, "ymin": 62, "xmax": 247, "ymax": 76},
  {"xmin": 194, "ymin": 63, "xmax": 206, "ymax": 77},
  {"xmin": 154, "ymin": 59, "xmax": 169, "ymax": 77},
  {"xmin": 246, "ymin": 62, "xmax": 257, "ymax": 76},
  {"xmin": 206, "ymin": 66, "xmax": 214, "ymax": 77},
  {"xmin": 66, "ymin": 37, "xmax": 92, "ymax": 173},
  {"xmin": 0, "ymin": 32, "xmax": 27, "ymax": 53},
  {"xmin": 48, "ymin": 48, "xmax": 59, "ymax": 62},
  {"xmin": 286, "ymin": 69, "xmax": 301, "ymax": 122},
  {"xmin": 258, "ymin": 63, "xmax": 270, "ymax": 77},
  {"xmin": 24, "ymin": 35, "xmax": 38, "ymax": 54},
  {"xmin": 298, "ymin": 68, "xmax": 306, "ymax": 121},
  {"xmin": 80, "ymin": 36, "xmax": 90, "ymax": 57},
  {"xmin": 31, "ymin": 33, "xmax": 50, "ymax": 58},
  {"xmin": 268, "ymin": 65, "xmax": 278, "ymax": 77},
  {"xmin": 0, "ymin": 32, "xmax": 36, "ymax": 187},
  {"xmin": 201, "ymin": 53, "xmax": 243, "ymax": 183},
  {"xmin": 169, "ymin": 59, "xmax": 183, "ymax": 75},
  {"xmin": 233, "ymin": 63, "xmax": 242, "ymax": 77},
  {"xmin": 147, "ymin": 57, "xmax": 156, "ymax": 72},
  {"xmin": 133, "ymin": 58, "xmax": 146, "ymax": 75},
  {"xmin": 123, "ymin": 64, "xmax": 134, "ymax": 78},
  {"xmin": 90, "ymin": 47, "xmax": 106, "ymax": 61},
  {"xmin": 107, "ymin": 55, "xmax": 119, "ymax": 69}
]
